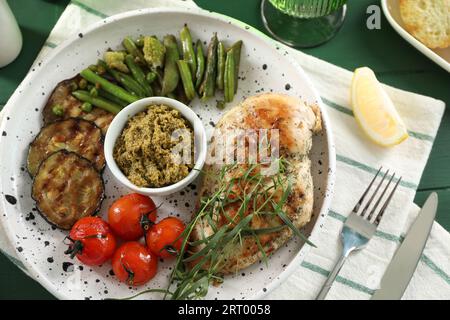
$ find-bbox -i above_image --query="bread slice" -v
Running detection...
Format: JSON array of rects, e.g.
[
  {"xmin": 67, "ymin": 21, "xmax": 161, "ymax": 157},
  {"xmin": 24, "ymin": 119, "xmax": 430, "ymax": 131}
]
[{"xmin": 399, "ymin": 0, "xmax": 450, "ymax": 49}]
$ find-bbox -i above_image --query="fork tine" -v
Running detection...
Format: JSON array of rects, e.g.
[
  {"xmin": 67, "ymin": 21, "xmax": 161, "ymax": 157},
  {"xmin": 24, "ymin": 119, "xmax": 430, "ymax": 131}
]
[
  {"xmin": 352, "ymin": 166, "xmax": 382, "ymax": 214},
  {"xmin": 373, "ymin": 177, "xmax": 402, "ymax": 226},
  {"xmin": 367, "ymin": 173, "xmax": 395, "ymax": 222},
  {"xmin": 360, "ymin": 169, "xmax": 389, "ymax": 218}
]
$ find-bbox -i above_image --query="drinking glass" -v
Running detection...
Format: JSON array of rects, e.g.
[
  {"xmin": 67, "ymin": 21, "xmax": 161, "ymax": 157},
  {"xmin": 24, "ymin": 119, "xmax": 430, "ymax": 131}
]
[
  {"xmin": 0, "ymin": 0, "xmax": 22, "ymax": 67},
  {"xmin": 261, "ymin": 0, "xmax": 348, "ymax": 48}
]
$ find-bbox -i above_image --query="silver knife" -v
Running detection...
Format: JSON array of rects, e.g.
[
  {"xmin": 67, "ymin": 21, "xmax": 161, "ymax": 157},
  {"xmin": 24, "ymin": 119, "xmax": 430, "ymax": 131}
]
[{"xmin": 371, "ymin": 192, "xmax": 438, "ymax": 300}]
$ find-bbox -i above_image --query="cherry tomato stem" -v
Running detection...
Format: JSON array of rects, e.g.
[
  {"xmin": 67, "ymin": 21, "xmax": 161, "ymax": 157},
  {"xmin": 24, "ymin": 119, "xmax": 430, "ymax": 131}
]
[
  {"xmin": 108, "ymin": 193, "xmax": 158, "ymax": 241},
  {"xmin": 65, "ymin": 217, "xmax": 116, "ymax": 266},
  {"xmin": 146, "ymin": 217, "xmax": 186, "ymax": 259}
]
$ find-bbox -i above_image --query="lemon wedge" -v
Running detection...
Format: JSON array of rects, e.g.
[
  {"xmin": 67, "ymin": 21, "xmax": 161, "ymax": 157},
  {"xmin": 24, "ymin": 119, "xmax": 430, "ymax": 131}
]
[{"xmin": 351, "ymin": 67, "xmax": 408, "ymax": 147}]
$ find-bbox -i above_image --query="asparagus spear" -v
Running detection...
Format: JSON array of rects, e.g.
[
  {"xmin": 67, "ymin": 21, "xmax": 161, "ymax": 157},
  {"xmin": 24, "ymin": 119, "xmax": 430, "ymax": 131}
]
[
  {"xmin": 228, "ymin": 40, "xmax": 242, "ymax": 93},
  {"xmin": 180, "ymin": 25, "xmax": 197, "ymax": 83},
  {"xmin": 98, "ymin": 89, "xmax": 129, "ymax": 108},
  {"xmin": 224, "ymin": 48, "xmax": 236, "ymax": 103},
  {"xmin": 199, "ymin": 33, "xmax": 218, "ymax": 101},
  {"xmin": 161, "ymin": 35, "xmax": 180, "ymax": 96},
  {"xmin": 72, "ymin": 90, "xmax": 122, "ymax": 114},
  {"xmin": 125, "ymin": 54, "xmax": 153, "ymax": 96},
  {"xmin": 195, "ymin": 40, "xmax": 205, "ymax": 90},
  {"xmin": 97, "ymin": 59, "xmax": 146, "ymax": 97},
  {"xmin": 122, "ymin": 36, "xmax": 146, "ymax": 63},
  {"xmin": 176, "ymin": 60, "xmax": 196, "ymax": 101},
  {"xmin": 79, "ymin": 68, "xmax": 138, "ymax": 104},
  {"xmin": 108, "ymin": 69, "xmax": 147, "ymax": 98},
  {"xmin": 216, "ymin": 42, "xmax": 226, "ymax": 91}
]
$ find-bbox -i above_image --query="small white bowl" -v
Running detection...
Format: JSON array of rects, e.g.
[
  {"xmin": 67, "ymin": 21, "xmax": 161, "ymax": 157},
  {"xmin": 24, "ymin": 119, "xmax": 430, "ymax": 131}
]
[{"xmin": 104, "ymin": 97, "xmax": 207, "ymax": 197}]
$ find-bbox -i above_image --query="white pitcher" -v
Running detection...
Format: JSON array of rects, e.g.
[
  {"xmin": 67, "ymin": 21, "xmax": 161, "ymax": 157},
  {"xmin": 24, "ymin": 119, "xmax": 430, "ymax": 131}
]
[{"xmin": 0, "ymin": 0, "xmax": 22, "ymax": 68}]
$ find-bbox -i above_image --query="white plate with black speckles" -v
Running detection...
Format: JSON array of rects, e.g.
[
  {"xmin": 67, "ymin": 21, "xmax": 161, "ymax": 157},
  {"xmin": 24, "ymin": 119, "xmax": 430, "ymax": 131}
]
[{"xmin": 0, "ymin": 7, "xmax": 335, "ymax": 300}]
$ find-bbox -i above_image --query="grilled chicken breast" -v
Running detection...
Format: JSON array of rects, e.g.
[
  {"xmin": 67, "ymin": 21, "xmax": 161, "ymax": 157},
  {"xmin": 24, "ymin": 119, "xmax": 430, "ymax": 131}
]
[{"xmin": 191, "ymin": 93, "xmax": 322, "ymax": 274}]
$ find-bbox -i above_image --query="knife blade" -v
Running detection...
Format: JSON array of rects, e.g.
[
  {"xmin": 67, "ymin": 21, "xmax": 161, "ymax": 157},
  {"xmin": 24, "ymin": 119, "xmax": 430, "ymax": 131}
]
[{"xmin": 371, "ymin": 192, "xmax": 438, "ymax": 300}]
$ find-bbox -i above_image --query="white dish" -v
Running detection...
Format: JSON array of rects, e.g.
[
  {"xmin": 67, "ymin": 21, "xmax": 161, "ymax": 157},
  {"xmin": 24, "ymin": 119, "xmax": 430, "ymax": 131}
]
[
  {"xmin": 0, "ymin": 7, "xmax": 335, "ymax": 300},
  {"xmin": 381, "ymin": 0, "xmax": 450, "ymax": 73},
  {"xmin": 104, "ymin": 96, "xmax": 207, "ymax": 197}
]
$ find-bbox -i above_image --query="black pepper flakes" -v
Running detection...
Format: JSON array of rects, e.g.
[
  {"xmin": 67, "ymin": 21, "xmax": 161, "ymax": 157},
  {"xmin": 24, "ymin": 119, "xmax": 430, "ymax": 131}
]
[{"xmin": 5, "ymin": 195, "xmax": 17, "ymax": 205}]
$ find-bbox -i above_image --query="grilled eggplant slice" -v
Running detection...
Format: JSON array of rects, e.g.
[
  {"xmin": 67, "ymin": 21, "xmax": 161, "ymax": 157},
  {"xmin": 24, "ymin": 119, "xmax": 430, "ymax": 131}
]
[
  {"xmin": 42, "ymin": 76, "xmax": 114, "ymax": 134},
  {"xmin": 27, "ymin": 119, "xmax": 105, "ymax": 177},
  {"xmin": 32, "ymin": 150, "xmax": 104, "ymax": 230}
]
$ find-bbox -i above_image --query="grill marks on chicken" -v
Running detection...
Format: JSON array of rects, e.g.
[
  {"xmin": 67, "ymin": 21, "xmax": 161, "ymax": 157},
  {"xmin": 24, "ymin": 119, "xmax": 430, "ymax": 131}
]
[{"xmin": 190, "ymin": 93, "xmax": 322, "ymax": 274}]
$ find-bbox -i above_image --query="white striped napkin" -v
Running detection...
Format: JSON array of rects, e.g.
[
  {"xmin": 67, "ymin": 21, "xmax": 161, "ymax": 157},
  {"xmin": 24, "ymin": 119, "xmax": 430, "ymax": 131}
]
[{"xmin": 0, "ymin": 0, "xmax": 448, "ymax": 299}]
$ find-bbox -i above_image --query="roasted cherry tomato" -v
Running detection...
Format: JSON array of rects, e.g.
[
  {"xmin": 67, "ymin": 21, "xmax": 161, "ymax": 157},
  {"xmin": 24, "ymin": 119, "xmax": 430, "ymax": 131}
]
[
  {"xmin": 146, "ymin": 217, "xmax": 186, "ymax": 259},
  {"xmin": 112, "ymin": 242, "xmax": 158, "ymax": 286},
  {"xmin": 64, "ymin": 216, "xmax": 116, "ymax": 266},
  {"xmin": 108, "ymin": 193, "xmax": 157, "ymax": 240}
]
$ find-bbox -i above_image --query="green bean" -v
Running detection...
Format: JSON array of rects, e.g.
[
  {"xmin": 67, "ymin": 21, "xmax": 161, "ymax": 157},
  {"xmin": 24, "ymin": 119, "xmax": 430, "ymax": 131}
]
[
  {"xmin": 224, "ymin": 48, "xmax": 236, "ymax": 103},
  {"xmin": 81, "ymin": 102, "xmax": 93, "ymax": 113},
  {"xmin": 216, "ymin": 42, "xmax": 226, "ymax": 91},
  {"xmin": 52, "ymin": 104, "xmax": 64, "ymax": 116},
  {"xmin": 176, "ymin": 60, "xmax": 196, "ymax": 101},
  {"xmin": 80, "ymin": 69, "xmax": 138, "ymax": 104},
  {"xmin": 108, "ymin": 69, "xmax": 147, "ymax": 98},
  {"xmin": 72, "ymin": 90, "xmax": 122, "ymax": 114},
  {"xmin": 98, "ymin": 89, "xmax": 129, "ymax": 108},
  {"xmin": 125, "ymin": 54, "xmax": 153, "ymax": 96},
  {"xmin": 161, "ymin": 35, "xmax": 180, "ymax": 96},
  {"xmin": 195, "ymin": 40, "xmax": 205, "ymax": 90},
  {"xmin": 228, "ymin": 40, "xmax": 242, "ymax": 93},
  {"xmin": 180, "ymin": 25, "xmax": 197, "ymax": 82},
  {"xmin": 122, "ymin": 36, "xmax": 146, "ymax": 63},
  {"xmin": 199, "ymin": 33, "xmax": 218, "ymax": 100}
]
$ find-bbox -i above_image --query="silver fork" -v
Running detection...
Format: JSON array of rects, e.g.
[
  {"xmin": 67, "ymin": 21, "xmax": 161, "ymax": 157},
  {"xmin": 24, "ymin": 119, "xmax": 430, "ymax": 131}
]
[{"xmin": 316, "ymin": 167, "xmax": 401, "ymax": 300}]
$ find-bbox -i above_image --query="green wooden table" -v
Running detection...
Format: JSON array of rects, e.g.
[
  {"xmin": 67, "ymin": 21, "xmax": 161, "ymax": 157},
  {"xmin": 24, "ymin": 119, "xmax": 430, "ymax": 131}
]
[{"xmin": 0, "ymin": 0, "xmax": 448, "ymax": 299}]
